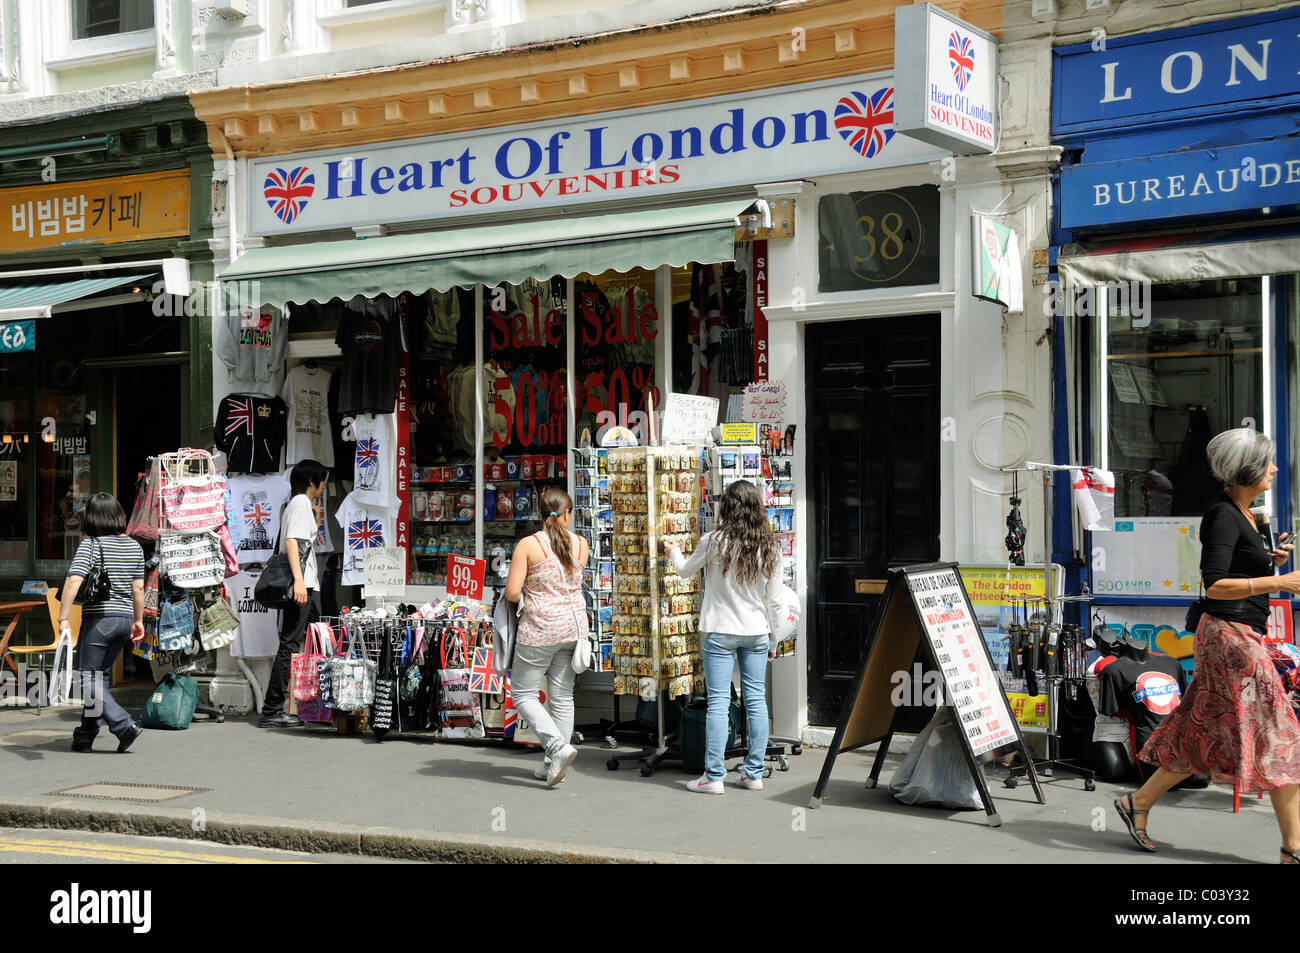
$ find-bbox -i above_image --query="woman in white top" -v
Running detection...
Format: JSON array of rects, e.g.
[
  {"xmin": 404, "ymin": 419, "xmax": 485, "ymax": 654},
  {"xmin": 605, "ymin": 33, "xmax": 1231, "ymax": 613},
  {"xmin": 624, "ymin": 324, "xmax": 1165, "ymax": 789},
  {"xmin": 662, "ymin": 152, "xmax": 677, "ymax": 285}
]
[{"xmin": 666, "ymin": 479, "xmax": 783, "ymax": 794}]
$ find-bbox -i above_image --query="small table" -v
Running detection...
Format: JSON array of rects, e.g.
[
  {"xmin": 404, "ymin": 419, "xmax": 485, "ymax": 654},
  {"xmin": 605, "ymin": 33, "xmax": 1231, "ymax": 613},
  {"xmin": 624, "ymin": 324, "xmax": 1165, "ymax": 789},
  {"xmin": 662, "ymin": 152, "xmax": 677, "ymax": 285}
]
[{"xmin": 0, "ymin": 600, "xmax": 48, "ymax": 676}]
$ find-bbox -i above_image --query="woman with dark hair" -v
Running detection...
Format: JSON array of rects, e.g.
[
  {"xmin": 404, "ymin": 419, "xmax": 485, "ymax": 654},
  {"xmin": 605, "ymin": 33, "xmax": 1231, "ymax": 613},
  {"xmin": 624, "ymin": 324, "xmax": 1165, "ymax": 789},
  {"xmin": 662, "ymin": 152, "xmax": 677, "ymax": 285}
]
[
  {"xmin": 1115, "ymin": 428, "xmax": 1300, "ymax": 861},
  {"xmin": 260, "ymin": 458, "xmax": 328, "ymax": 728},
  {"xmin": 57, "ymin": 492, "xmax": 146, "ymax": 753},
  {"xmin": 666, "ymin": 479, "xmax": 783, "ymax": 794},
  {"xmin": 503, "ymin": 486, "xmax": 588, "ymax": 786}
]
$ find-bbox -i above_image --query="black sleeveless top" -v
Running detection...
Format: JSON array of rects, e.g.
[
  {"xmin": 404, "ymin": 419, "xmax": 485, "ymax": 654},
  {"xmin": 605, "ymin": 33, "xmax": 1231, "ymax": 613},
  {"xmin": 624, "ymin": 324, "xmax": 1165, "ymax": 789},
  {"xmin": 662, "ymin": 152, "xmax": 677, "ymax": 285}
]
[{"xmin": 1200, "ymin": 492, "xmax": 1272, "ymax": 634}]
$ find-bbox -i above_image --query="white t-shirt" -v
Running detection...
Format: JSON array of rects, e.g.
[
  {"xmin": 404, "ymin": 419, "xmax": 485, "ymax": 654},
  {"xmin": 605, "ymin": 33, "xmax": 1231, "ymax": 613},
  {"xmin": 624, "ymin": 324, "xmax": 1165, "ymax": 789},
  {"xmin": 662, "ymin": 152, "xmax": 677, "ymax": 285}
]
[
  {"xmin": 352, "ymin": 413, "xmax": 392, "ymax": 507},
  {"xmin": 228, "ymin": 473, "xmax": 292, "ymax": 565},
  {"xmin": 281, "ymin": 364, "xmax": 335, "ymax": 467},
  {"xmin": 227, "ymin": 567, "xmax": 280, "ymax": 658},
  {"xmin": 335, "ymin": 490, "xmax": 399, "ymax": 587},
  {"xmin": 282, "ymin": 493, "xmax": 320, "ymax": 591}
]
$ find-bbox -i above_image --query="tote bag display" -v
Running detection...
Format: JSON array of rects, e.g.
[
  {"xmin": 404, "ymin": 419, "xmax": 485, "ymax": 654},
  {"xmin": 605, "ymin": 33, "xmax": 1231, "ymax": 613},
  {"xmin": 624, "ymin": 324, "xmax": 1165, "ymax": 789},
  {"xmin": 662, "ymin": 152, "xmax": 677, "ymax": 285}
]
[
  {"xmin": 159, "ymin": 449, "xmax": 227, "ymax": 532},
  {"xmin": 330, "ymin": 629, "xmax": 377, "ymax": 713},
  {"xmin": 438, "ymin": 627, "xmax": 484, "ymax": 739},
  {"xmin": 159, "ymin": 531, "xmax": 226, "ymax": 589},
  {"xmin": 157, "ymin": 597, "xmax": 195, "ymax": 652},
  {"xmin": 292, "ymin": 623, "xmax": 332, "ymax": 702},
  {"xmin": 126, "ymin": 459, "xmax": 164, "ymax": 541},
  {"xmin": 196, "ymin": 592, "xmax": 239, "ymax": 652}
]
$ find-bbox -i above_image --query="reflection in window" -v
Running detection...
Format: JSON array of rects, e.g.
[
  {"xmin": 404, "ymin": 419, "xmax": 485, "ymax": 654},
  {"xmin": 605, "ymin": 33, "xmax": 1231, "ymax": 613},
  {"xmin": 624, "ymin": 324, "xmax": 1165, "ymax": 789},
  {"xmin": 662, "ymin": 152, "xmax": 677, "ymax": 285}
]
[
  {"xmin": 0, "ymin": 356, "xmax": 31, "ymax": 578},
  {"xmin": 574, "ymin": 268, "xmax": 659, "ymax": 444},
  {"xmin": 34, "ymin": 357, "xmax": 90, "ymax": 576},
  {"xmin": 1105, "ymin": 278, "xmax": 1265, "ymax": 518}
]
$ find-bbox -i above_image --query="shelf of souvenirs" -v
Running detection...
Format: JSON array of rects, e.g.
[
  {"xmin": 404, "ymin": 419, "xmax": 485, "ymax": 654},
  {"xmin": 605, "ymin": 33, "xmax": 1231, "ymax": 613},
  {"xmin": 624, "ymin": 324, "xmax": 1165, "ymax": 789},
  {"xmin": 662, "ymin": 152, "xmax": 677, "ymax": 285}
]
[{"xmin": 411, "ymin": 482, "xmax": 567, "ymax": 524}]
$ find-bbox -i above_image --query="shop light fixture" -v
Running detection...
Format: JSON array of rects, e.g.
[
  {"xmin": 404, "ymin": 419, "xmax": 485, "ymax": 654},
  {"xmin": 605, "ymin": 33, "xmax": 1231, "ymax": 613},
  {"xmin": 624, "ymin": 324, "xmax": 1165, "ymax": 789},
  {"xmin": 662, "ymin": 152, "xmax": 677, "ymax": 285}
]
[{"xmin": 1, "ymin": 435, "xmax": 10, "ymax": 444}]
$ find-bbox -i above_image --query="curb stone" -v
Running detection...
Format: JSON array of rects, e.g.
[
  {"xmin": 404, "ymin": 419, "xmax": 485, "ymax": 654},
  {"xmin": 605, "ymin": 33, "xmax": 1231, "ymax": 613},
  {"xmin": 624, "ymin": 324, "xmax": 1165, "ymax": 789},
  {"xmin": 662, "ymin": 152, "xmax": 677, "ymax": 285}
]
[{"xmin": 0, "ymin": 797, "xmax": 747, "ymax": 864}]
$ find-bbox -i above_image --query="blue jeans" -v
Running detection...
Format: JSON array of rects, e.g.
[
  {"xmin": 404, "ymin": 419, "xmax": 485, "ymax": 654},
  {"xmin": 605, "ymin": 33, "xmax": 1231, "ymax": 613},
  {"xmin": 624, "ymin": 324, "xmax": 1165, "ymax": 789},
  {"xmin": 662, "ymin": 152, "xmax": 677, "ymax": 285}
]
[
  {"xmin": 74, "ymin": 615, "xmax": 135, "ymax": 745},
  {"xmin": 701, "ymin": 632, "xmax": 770, "ymax": 782}
]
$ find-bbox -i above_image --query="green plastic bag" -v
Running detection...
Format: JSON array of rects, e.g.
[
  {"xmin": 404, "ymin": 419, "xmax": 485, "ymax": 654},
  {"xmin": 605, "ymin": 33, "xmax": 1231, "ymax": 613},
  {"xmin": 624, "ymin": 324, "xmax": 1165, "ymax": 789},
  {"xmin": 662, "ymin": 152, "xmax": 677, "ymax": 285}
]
[{"xmin": 140, "ymin": 674, "xmax": 199, "ymax": 730}]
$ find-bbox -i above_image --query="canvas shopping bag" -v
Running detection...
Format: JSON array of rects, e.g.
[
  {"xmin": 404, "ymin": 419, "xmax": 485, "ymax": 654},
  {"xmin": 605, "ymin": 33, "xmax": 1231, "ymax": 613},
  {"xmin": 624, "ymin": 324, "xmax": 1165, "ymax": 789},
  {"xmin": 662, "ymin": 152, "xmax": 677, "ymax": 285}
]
[
  {"xmin": 438, "ymin": 626, "xmax": 485, "ymax": 739},
  {"xmin": 196, "ymin": 591, "xmax": 239, "ymax": 651},
  {"xmin": 160, "ymin": 450, "xmax": 227, "ymax": 533},
  {"xmin": 156, "ymin": 596, "xmax": 195, "ymax": 652},
  {"xmin": 159, "ymin": 531, "xmax": 226, "ymax": 589}
]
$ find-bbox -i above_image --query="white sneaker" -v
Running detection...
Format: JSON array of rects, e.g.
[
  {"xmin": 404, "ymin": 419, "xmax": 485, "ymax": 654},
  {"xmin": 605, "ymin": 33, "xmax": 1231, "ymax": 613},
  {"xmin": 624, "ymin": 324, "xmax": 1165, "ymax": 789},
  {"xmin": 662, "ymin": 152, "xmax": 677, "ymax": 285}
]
[
  {"xmin": 686, "ymin": 775, "xmax": 725, "ymax": 795},
  {"xmin": 547, "ymin": 744, "xmax": 577, "ymax": 787},
  {"xmin": 534, "ymin": 759, "xmax": 564, "ymax": 784},
  {"xmin": 735, "ymin": 774, "xmax": 763, "ymax": 791}
]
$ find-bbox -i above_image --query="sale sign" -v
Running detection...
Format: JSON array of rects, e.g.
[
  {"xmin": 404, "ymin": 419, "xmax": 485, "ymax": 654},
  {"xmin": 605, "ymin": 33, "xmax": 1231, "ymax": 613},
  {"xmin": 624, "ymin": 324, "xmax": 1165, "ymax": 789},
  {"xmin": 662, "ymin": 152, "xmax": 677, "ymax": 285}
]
[{"xmin": 447, "ymin": 554, "xmax": 487, "ymax": 601}]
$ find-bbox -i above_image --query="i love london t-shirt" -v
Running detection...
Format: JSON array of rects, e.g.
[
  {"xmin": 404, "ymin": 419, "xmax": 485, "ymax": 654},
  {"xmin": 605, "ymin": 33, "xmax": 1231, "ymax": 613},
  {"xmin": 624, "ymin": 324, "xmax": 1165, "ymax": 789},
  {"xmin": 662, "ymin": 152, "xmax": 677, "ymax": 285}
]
[
  {"xmin": 336, "ymin": 491, "xmax": 400, "ymax": 587},
  {"xmin": 227, "ymin": 567, "xmax": 280, "ymax": 658},
  {"xmin": 281, "ymin": 364, "xmax": 335, "ymax": 467}
]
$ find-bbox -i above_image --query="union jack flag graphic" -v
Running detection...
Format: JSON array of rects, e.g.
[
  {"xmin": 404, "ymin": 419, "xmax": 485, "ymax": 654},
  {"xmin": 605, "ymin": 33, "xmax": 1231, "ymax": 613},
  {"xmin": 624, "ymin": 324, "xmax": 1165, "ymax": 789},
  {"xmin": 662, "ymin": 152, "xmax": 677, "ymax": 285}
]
[
  {"xmin": 470, "ymin": 647, "xmax": 503, "ymax": 694},
  {"xmin": 504, "ymin": 673, "xmax": 546, "ymax": 741},
  {"xmin": 355, "ymin": 437, "xmax": 380, "ymax": 470},
  {"xmin": 243, "ymin": 502, "xmax": 271, "ymax": 527},
  {"xmin": 948, "ymin": 31, "xmax": 975, "ymax": 92},
  {"xmin": 264, "ymin": 166, "xmax": 315, "ymax": 225},
  {"xmin": 833, "ymin": 88, "xmax": 895, "ymax": 160},
  {"xmin": 347, "ymin": 518, "xmax": 384, "ymax": 550},
  {"xmin": 223, "ymin": 397, "xmax": 254, "ymax": 439}
]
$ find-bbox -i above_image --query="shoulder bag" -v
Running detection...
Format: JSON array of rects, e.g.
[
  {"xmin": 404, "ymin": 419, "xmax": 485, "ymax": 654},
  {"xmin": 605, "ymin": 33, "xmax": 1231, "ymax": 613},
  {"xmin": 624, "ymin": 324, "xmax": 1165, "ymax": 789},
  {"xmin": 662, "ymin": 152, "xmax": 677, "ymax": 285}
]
[
  {"xmin": 254, "ymin": 504, "xmax": 311, "ymax": 610},
  {"xmin": 57, "ymin": 537, "xmax": 112, "ymax": 607}
]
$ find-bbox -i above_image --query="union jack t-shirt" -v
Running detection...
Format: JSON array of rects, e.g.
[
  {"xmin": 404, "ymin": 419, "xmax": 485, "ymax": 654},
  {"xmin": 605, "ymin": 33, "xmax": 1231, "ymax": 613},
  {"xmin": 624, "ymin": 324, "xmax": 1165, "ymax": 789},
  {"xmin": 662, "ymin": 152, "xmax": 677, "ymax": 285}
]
[{"xmin": 215, "ymin": 393, "xmax": 288, "ymax": 474}]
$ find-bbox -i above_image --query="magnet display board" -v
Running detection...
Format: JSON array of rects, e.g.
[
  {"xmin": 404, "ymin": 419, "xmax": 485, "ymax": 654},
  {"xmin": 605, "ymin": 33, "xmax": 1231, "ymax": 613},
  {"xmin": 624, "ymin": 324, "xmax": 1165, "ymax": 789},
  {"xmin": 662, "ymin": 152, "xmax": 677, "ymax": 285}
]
[{"xmin": 809, "ymin": 562, "xmax": 1043, "ymax": 826}]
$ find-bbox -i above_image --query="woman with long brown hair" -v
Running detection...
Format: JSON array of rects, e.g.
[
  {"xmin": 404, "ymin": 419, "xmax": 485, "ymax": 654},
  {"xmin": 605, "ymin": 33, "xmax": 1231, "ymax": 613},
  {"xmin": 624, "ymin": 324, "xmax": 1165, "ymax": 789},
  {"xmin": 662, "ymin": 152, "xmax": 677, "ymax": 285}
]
[
  {"xmin": 666, "ymin": 479, "xmax": 784, "ymax": 794},
  {"xmin": 503, "ymin": 486, "xmax": 588, "ymax": 787}
]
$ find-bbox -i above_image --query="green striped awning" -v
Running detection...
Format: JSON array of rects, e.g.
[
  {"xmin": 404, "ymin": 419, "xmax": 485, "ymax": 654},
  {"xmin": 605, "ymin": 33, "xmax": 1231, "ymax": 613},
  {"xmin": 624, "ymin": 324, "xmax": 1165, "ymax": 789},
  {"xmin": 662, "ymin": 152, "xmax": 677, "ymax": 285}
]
[
  {"xmin": 0, "ymin": 274, "xmax": 152, "ymax": 320},
  {"xmin": 219, "ymin": 200, "xmax": 752, "ymax": 307}
]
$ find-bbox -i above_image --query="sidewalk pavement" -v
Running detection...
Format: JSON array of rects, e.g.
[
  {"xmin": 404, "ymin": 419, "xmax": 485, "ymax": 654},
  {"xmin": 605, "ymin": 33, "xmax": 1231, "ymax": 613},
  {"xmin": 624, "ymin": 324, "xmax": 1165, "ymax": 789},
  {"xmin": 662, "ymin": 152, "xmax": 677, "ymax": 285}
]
[{"xmin": 0, "ymin": 702, "xmax": 1286, "ymax": 864}]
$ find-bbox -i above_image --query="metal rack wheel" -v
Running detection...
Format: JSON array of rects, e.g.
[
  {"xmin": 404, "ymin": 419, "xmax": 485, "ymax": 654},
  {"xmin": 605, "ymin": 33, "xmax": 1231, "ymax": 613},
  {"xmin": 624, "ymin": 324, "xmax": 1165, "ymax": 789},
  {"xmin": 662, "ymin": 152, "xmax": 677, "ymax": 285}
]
[
  {"xmin": 606, "ymin": 758, "xmax": 619, "ymax": 770},
  {"xmin": 778, "ymin": 755, "xmax": 790, "ymax": 771},
  {"xmin": 1084, "ymin": 779, "xmax": 1096, "ymax": 792},
  {"xmin": 604, "ymin": 736, "xmax": 618, "ymax": 749},
  {"xmin": 1004, "ymin": 777, "xmax": 1019, "ymax": 789},
  {"xmin": 639, "ymin": 765, "xmax": 653, "ymax": 777},
  {"xmin": 762, "ymin": 764, "xmax": 773, "ymax": 778}
]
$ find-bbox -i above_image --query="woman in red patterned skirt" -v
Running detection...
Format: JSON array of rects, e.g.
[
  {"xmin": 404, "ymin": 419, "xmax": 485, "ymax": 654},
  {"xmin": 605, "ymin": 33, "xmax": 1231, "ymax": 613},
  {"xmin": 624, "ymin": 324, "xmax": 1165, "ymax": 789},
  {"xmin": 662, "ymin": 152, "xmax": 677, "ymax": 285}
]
[{"xmin": 1115, "ymin": 428, "xmax": 1300, "ymax": 862}]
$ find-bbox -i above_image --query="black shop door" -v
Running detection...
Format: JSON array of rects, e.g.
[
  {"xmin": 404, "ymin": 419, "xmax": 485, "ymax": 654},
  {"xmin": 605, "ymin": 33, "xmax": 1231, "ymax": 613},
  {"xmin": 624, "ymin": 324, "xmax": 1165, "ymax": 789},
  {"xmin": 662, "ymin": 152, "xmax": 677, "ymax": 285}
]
[{"xmin": 806, "ymin": 316, "xmax": 940, "ymax": 727}]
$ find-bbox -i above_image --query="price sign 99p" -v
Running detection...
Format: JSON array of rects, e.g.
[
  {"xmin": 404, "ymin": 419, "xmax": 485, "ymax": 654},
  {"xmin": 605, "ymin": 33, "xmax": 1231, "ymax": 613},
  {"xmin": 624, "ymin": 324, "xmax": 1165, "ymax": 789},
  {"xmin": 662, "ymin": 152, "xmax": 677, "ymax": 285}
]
[{"xmin": 447, "ymin": 554, "xmax": 487, "ymax": 601}]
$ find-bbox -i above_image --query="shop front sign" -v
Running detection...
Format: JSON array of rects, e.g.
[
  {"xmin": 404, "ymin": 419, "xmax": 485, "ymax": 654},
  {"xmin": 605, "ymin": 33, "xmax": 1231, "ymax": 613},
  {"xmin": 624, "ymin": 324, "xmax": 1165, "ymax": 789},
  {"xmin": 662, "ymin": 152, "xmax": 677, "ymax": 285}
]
[
  {"xmin": 1061, "ymin": 137, "xmax": 1300, "ymax": 231},
  {"xmin": 247, "ymin": 75, "xmax": 948, "ymax": 236},
  {"xmin": 0, "ymin": 170, "xmax": 190, "ymax": 254},
  {"xmin": 1053, "ymin": 8, "xmax": 1300, "ymax": 137},
  {"xmin": 893, "ymin": 3, "xmax": 998, "ymax": 154},
  {"xmin": 0, "ymin": 319, "xmax": 34, "ymax": 353},
  {"xmin": 971, "ymin": 214, "xmax": 1022, "ymax": 311}
]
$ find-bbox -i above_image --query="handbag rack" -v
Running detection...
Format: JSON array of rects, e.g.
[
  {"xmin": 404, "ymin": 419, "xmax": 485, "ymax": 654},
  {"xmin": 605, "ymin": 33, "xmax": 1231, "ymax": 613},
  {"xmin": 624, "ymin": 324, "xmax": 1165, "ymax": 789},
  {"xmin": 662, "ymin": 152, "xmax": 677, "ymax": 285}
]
[{"xmin": 318, "ymin": 608, "xmax": 504, "ymax": 743}]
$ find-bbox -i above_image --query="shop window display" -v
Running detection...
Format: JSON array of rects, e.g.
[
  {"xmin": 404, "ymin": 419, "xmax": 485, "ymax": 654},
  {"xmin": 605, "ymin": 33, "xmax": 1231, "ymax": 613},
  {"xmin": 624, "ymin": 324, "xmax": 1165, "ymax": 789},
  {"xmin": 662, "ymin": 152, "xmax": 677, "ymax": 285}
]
[
  {"xmin": 35, "ymin": 356, "xmax": 91, "ymax": 577},
  {"xmin": 670, "ymin": 252, "xmax": 755, "ymax": 406},
  {"xmin": 573, "ymin": 267, "xmax": 660, "ymax": 445},
  {"xmin": 1103, "ymin": 278, "xmax": 1266, "ymax": 518},
  {"xmin": 0, "ymin": 355, "xmax": 31, "ymax": 578}
]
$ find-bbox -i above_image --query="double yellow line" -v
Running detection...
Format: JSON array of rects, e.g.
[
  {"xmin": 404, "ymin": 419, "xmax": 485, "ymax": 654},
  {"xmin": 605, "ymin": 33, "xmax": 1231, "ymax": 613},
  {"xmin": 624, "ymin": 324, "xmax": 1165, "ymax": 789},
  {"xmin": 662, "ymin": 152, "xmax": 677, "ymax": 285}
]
[{"xmin": 0, "ymin": 833, "xmax": 313, "ymax": 864}]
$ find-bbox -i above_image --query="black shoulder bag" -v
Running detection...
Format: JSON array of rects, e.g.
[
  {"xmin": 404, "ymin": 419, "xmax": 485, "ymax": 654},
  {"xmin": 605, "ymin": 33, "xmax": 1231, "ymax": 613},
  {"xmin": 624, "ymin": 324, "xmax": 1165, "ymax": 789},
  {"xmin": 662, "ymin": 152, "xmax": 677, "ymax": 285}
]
[
  {"xmin": 59, "ymin": 537, "xmax": 112, "ymax": 606},
  {"xmin": 253, "ymin": 510, "xmax": 310, "ymax": 610}
]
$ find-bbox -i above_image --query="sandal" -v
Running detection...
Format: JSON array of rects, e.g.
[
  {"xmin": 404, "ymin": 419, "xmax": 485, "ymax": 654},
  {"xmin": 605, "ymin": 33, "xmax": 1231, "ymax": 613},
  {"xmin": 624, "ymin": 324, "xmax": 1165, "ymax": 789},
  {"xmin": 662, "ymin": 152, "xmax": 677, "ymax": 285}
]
[
  {"xmin": 1114, "ymin": 794, "xmax": 1157, "ymax": 853},
  {"xmin": 1281, "ymin": 846, "xmax": 1300, "ymax": 864}
]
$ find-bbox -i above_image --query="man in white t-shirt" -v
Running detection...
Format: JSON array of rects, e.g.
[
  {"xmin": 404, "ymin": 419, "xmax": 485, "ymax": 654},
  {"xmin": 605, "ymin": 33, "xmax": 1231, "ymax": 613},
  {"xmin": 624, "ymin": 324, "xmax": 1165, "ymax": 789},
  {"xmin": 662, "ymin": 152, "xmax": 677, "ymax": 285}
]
[{"xmin": 260, "ymin": 459, "xmax": 328, "ymax": 729}]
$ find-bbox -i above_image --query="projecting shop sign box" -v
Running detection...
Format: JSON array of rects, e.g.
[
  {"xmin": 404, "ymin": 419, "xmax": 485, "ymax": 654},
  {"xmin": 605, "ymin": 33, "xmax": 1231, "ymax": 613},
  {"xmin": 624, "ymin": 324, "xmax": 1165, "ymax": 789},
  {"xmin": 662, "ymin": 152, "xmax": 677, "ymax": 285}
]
[{"xmin": 894, "ymin": 3, "xmax": 998, "ymax": 154}]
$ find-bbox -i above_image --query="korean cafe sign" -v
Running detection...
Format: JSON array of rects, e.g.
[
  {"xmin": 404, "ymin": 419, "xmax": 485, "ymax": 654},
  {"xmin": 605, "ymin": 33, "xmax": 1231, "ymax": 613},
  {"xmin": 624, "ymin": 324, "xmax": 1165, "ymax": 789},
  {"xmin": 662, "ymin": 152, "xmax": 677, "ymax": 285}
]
[
  {"xmin": 0, "ymin": 170, "xmax": 190, "ymax": 254},
  {"xmin": 248, "ymin": 74, "xmax": 949, "ymax": 236}
]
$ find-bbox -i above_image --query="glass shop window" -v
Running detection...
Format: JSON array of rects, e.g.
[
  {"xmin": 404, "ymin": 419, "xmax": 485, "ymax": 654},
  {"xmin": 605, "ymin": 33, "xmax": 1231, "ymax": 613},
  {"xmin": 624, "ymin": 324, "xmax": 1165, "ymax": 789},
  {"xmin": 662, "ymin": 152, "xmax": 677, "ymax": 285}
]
[
  {"xmin": 574, "ymin": 267, "xmax": 660, "ymax": 444},
  {"xmin": 1103, "ymin": 277, "xmax": 1266, "ymax": 518},
  {"xmin": 0, "ymin": 355, "xmax": 32, "ymax": 578},
  {"xmin": 34, "ymin": 355, "xmax": 91, "ymax": 577}
]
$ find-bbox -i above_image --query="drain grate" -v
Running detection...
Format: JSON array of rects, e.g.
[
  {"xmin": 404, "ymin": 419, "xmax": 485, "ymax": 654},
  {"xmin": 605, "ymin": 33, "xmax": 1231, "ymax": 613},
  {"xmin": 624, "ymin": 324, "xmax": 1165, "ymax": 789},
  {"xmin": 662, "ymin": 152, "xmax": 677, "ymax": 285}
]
[{"xmin": 49, "ymin": 782, "xmax": 209, "ymax": 803}]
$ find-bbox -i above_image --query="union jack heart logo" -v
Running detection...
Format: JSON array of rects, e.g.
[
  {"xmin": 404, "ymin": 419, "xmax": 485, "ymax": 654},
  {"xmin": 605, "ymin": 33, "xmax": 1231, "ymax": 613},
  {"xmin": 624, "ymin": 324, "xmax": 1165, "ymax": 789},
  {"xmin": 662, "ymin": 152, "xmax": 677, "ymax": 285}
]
[
  {"xmin": 833, "ymin": 88, "xmax": 895, "ymax": 160},
  {"xmin": 264, "ymin": 166, "xmax": 315, "ymax": 225},
  {"xmin": 949, "ymin": 31, "xmax": 975, "ymax": 92}
]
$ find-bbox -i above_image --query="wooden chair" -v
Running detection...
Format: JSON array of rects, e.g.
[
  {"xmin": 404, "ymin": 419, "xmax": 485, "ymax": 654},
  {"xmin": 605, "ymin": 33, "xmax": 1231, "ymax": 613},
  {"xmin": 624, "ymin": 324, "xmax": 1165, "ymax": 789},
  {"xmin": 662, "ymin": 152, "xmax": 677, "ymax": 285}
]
[{"xmin": 0, "ymin": 591, "xmax": 80, "ymax": 714}]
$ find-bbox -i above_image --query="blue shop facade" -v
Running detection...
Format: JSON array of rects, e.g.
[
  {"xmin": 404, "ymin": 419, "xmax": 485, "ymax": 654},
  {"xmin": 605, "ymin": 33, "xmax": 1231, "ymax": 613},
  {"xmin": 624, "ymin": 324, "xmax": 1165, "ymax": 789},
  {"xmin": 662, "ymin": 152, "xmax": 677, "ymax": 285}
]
[{"xmin": 1050, "ymin": 8, "xmax": 1300, "ymax": 647}]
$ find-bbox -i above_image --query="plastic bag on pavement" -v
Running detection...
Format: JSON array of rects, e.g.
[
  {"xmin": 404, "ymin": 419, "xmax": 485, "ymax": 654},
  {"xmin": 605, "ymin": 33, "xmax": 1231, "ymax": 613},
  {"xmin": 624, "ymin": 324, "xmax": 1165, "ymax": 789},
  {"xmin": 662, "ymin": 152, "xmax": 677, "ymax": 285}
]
[{"xmin": 888, "ymin": 708, "xmax": 983, "ymax": 810}]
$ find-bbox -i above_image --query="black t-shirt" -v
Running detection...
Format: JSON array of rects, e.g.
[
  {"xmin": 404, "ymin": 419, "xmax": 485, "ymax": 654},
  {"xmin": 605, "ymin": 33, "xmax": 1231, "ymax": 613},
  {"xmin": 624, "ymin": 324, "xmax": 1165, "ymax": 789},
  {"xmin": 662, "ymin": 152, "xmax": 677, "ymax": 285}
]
[
  {"xmin": 1098, "ymin": 654, "xmax": 1186, "ymax": 754},
  {"xmin": 215, "ymin": 394, "xmax": 288, "ymax": 474},
  {"xmin": 334, "ymin": 296, "xmax": 404, "ymax": 415},
  {"xmin": 1200, "ymin": 493, "xmax": 1272, "ymax": 634}
]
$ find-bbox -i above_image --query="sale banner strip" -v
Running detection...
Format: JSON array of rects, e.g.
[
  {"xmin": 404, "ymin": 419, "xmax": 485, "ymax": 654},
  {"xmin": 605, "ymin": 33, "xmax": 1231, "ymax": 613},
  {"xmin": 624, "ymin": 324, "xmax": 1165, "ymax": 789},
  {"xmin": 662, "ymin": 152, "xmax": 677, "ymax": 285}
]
[
  {"xmin": 752, "ymin": 239, "xmax": 768, "ymax": 382},
  {"xmin": 395, "ymin": 300, "xmax": 411, "ymax": 582}
]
